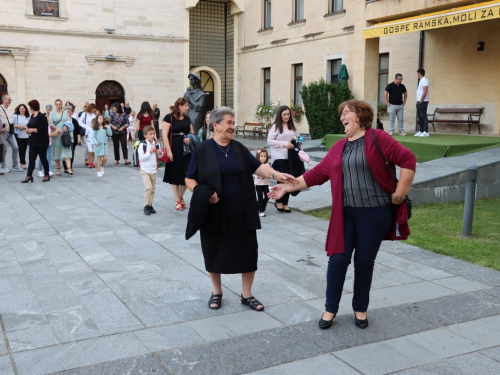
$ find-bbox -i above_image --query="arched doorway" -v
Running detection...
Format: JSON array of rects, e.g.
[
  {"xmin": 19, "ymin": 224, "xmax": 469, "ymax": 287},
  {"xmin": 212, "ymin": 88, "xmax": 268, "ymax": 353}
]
[
  {"xmin": 0, "ymin": 73, "xmax": 7, "ymax": 98},
  {"xmin": 95, "ymin": 80, "xmax": 125, "ymax": 113},
  {"xmin": 199, "ymin": 71, "xmax": 215, "ymax": 112}
]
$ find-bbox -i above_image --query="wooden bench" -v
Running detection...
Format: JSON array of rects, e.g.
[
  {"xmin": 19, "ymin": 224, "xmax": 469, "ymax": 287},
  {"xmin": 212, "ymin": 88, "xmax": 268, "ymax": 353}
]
[
  {"xmin": 427, "ymin": 107, "xmax": 484, "ymax": 134},
  {"xmin": 235, "ymin": 122, "xmax": 263, "ymax": 139},
  {"xmin": 257, "ymin": 124, "xmax": 270, "ymax": 140}
]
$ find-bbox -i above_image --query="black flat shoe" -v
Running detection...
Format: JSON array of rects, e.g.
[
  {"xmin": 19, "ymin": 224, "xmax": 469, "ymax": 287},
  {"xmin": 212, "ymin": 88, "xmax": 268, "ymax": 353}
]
[
  {"xmin": 354, "ymin": 313, "xmax": 369, "ymax": 329},
  {"xmin": 275, "ymin": 202, "xmax": 284, "ymax": 212},
  {"xmin": 284, "ymin": 209, "xmax": 292, "ymax": 213},
  {"xmin": 208, "ymin": 293, "xmax": 223, "ymax": 310},
  {"xmin": 319, "ymin": 313, "xmax": 336, "ymax": 330},
  {"xmin": 143, "ymin": 206, "xmax": 151, "ymax": 215},
  {"xmin": 148, "ymin": 206, "xmax": 156, "ymax": 214}
]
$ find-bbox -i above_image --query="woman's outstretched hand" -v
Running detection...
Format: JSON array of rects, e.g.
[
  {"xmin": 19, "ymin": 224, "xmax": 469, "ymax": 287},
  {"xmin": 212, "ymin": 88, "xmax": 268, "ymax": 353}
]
[
  {"xmin": 274, "ymin": 172, "xmax": 299, "ymax": 185},
  {"xmin": 268, "ymin": 184, "xmax": 288, "ymax": 200}
]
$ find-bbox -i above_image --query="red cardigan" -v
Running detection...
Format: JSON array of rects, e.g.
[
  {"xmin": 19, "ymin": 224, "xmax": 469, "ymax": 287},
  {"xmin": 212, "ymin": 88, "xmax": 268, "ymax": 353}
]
[{"xmin": 303, "ymin": 128, "xmax": 417, "ymax": 256}]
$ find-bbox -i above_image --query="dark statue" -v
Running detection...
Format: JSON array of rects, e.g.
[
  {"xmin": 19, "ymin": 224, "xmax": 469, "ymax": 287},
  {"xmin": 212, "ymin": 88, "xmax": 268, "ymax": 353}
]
[{"xmin": 183, "ymin": 73, "xmax": 207, "ymax": 133}]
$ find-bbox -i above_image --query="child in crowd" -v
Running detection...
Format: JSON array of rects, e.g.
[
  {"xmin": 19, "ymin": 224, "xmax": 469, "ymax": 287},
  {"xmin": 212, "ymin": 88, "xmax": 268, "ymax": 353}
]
[
  {"xmin": 254, "ymin": 148, "xmax": 270, "ymax": 217},
  {"xmin": 85, "ymin": 122, "xmax": 95, "ymax": 168},
  {"xmin": 93, "ymin": 115, "xmax": 112, "ymax": 178},
  {"xmin": 127, "ymin": 110, "xmax": 136, "ymax": 146},
  {"xmin": 138, "ymin": 125, "xmax": 163, "ymax": 215}
]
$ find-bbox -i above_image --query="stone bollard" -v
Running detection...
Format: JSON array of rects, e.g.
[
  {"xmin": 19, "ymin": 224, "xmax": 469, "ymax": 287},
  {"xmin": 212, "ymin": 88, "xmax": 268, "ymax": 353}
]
[{"xmin": 462, "ymin": 165, "xmax": 478, "ymax": 237}]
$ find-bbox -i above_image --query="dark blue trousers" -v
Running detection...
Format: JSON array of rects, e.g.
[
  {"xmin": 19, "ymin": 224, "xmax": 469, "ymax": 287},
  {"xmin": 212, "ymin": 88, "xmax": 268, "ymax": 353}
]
[{"xmin": 325, "ymin": 204, "xmax": 393, "ymax": 314}]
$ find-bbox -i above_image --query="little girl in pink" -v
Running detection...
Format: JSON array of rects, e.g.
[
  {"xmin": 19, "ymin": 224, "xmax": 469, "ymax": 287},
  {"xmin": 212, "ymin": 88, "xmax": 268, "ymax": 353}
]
[{"xmin": 254, "ymin": 149, "xmax": 270, "ymax": 217}]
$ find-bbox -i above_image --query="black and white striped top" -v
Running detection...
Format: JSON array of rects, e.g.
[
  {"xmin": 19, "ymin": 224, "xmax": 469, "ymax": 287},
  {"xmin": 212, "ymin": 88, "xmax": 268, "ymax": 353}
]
[{"xmin": 342, "ymin": 136, "xmax": 391, "ymax": 207}]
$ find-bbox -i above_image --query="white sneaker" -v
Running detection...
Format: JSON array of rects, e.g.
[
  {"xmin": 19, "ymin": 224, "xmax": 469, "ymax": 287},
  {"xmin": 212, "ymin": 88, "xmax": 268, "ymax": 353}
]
[
  {"xmin": 388, "ymin": 131, "xmax": 394, "ymax": 136},
  {"xmin": 399, "ymin": 132, "xmax": 407, "ymax": 136},
  {"xmin": 37, "ymin": 170, "xmax": 44, "ymax": 177},
  {"xmin": 414, "ymin": 132, "xmax": 422, "ymax": 137},
  {"xmin": 420, "ymin": 132, "xmax": 429, "ymax": 137},
  {"xmin": 97, "ymin": 172, "xmax": 103, "ymax": 178},
  {"xmin": 0, "ymin": 167, "xmax": 9, "ymax": 173},
  {"xmin": 101, "ymin": 167, "xmax": 104, "ymax": 175},
  {"xmin": 258, "ymin": 212, "xmax": 266, "ymax": 217},
  {"xmin": 49, "ymin": 171, "xmax": 54, "ymax": 177}
]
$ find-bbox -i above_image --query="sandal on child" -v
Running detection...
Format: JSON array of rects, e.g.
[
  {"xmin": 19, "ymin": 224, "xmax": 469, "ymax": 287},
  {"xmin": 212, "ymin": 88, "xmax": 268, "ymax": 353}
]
[
  {"xmin": 241, "ymin": 295, "xmax": 264, "ymax": 311},
  {"xmin": 208, "ymin": 293, "xmax": 223, "ymax": 310},
  {"xmin": 180, "ymin": 198, "xmax": 187, "ymax": 208},
  {"xmin": 175, "ymin": 201, "xmax": 183, "ymax": 211}
]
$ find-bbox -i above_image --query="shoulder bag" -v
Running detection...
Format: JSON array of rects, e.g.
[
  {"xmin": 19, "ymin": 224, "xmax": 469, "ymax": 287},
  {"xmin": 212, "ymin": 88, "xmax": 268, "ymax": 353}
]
[
  {"xmin": 158, "ymin": 114, "xmax": 173, "ymax": 164},
  {"xmin": 1, "ymin": 106, "xmax": 14, "ymax": 134},
  {"xmin": 372, "ymin": 131, "xmax": 412, "ymax": 219},
  {"xmin": 79, "ymin": 113, "xmax": 87, "ymax": 137}
]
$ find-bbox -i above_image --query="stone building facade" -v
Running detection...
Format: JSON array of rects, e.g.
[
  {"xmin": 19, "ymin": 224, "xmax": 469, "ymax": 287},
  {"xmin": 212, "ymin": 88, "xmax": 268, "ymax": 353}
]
[{"xmin": 1, "ymin": 0, "xmax": 498, "ymax": 135}]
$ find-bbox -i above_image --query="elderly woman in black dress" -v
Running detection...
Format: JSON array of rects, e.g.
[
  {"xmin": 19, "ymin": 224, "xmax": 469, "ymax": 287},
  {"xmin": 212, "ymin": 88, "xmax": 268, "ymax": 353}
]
[
  {"xmin": 185, "ymin": 107, "xmax": 294, "ymax": 311},
  {"xmin": 162, "ymin": 97, "xmax": 194, "ymax": 211}
]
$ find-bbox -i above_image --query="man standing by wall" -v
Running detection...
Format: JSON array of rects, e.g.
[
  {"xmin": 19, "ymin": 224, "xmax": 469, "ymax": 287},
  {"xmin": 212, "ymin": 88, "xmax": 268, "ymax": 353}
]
[
  {"xmin": 123, "ymin": 101, "xmax": 132, "ymax": 116},
  {"xmin": 415, "ymin": 68, "xmax": 430, "ymax": 137},
  {"xmin": 0, "ymin": 95, "xmax": 23, "ymax": 172},
  {"xmin": 384, "ymin": 73, "xmax": 407, "ymax": 136}
]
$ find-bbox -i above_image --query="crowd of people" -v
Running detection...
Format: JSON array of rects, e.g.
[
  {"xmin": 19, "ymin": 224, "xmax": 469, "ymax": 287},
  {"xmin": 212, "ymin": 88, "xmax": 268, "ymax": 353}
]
[{"xmin": 2, "ymin": 93, "xmax": 417, "ymax": 330}]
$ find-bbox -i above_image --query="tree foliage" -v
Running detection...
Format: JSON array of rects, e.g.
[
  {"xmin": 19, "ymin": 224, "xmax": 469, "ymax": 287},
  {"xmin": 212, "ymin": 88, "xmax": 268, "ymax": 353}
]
[{"xmin": 301, "ymin": 79, "xmax": 353, "ymax": 139}]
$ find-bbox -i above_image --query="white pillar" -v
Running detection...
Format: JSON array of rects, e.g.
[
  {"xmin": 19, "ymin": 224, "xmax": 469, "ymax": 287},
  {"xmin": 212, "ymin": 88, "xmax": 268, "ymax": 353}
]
[{"xmin": 11, "ymin": 50, "xmax": 29, "ymax": 104}]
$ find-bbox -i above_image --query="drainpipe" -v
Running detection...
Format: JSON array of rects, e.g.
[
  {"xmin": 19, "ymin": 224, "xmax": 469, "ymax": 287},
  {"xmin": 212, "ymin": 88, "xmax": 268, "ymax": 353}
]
[{"xmin": 416, "ymin": 31, "xmax": 425, "ymax": 131}]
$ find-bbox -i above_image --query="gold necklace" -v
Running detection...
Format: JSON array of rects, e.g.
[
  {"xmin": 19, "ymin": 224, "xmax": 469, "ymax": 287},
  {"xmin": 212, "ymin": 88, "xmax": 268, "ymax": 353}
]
[{"xmin": 215, "ymin": 140, "xmax": 230, "ymax": 158}]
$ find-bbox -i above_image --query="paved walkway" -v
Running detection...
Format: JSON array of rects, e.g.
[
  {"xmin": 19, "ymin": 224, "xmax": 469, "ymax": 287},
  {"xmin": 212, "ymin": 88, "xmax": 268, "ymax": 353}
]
[{"xmin": 0, "ymin": 143, "xmax": 499, "ymax": 375}]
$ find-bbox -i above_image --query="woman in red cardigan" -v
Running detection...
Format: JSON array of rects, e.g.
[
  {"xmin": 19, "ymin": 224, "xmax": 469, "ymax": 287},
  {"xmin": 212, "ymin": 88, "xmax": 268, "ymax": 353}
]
[{"xmin": 270, "ymin": 99, "xmax": 416, "ymax": 330}]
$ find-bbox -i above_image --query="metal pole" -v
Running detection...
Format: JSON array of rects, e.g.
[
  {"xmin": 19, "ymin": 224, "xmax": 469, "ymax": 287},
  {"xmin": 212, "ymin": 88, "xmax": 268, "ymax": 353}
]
[{"xmin": 462, "ymin": 165, "xmax": 478, "ymax": 237}]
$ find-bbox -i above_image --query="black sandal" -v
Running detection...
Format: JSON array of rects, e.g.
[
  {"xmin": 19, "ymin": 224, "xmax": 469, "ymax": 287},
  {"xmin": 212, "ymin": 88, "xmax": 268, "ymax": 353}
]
[
  {"xmin": 240, "ymin": 295, "xmax": 264, "ymax": 311},
  {"xmin": 208, "ymin": 293, "xmax": 223, "ymax": 310}
]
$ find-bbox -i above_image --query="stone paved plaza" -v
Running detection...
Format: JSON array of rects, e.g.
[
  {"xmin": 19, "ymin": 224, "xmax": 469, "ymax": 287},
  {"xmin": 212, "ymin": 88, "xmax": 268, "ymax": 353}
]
[{"xmin": 0, "ymin": 144, "xmax": 500, "ymax": 375}]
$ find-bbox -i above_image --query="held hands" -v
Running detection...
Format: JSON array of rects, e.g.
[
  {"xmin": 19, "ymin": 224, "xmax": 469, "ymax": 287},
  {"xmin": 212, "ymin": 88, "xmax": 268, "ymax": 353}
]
[
  {"xmin": 274, "ymin": 172, "xmax": 299, "ymax": 185},
  {"xmin": 208, "ymin": 192, "xmax": 219, "ymax": 204},
  {"xmin": 183, "ymin": 137, "xmax": 190, "ymax": 145},
  {"xmin": 268, "ymin": 184, "xmax": 288, "ymax": 200}
]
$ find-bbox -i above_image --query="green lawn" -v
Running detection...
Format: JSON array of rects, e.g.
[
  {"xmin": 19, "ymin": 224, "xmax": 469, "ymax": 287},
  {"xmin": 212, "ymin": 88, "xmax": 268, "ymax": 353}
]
[{"xmin": 303, "ymin": 198, "xmax": 500, "ymax": 271}]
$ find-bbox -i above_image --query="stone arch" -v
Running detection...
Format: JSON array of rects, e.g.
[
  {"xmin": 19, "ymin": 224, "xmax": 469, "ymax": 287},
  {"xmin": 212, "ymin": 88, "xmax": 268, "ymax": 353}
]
[
  {"xmin": 189, "ymin": 66, "xmax": 221, "ymax": 108},
  {"xmin": 0, "ymin": 63, "xmax": 17, "ymax": 98},
  {"xmin": 87, "ymin": 72, "xmax": 134, "ymax": 105}
]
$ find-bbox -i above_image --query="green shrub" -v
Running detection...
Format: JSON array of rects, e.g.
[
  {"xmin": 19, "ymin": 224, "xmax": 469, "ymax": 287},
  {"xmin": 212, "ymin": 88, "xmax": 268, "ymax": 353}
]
[{"xmin": 301, "ymin": 79, "xmax": 353, "ymax": 139}]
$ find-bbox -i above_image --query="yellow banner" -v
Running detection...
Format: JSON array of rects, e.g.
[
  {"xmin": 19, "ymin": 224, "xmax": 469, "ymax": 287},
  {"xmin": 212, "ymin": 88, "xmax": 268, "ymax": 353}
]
[{"xmin": 363, "ymin": 1, "xmax": 500, "ymax": 39}]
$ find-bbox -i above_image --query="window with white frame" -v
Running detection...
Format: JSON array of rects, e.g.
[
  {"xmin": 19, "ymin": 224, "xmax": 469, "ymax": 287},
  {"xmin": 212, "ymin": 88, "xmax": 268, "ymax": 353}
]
[
  {"xmin": 263, "ymin": 0, "xmax": 272, "ymax": 29},
  {"xmin": 295, "ymin": 0, "xmax": 304, "ymax": 21}
]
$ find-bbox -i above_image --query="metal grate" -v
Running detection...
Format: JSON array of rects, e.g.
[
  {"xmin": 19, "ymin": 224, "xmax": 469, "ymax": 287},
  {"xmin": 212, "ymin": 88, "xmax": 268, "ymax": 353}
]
[{"xmin": 190, "ymin": 0, "xmax": 234, "ymax": 108}]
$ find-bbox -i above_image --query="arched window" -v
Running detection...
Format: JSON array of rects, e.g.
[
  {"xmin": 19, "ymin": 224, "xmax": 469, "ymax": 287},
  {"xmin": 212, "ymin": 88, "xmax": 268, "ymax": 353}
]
[
  {"xmin": 0, "ymin": 73, "xmax": 8, "ymax": 98},
  {"xmin": 95, "ymin": 80, "xmax": 125, "ymax": 113}
]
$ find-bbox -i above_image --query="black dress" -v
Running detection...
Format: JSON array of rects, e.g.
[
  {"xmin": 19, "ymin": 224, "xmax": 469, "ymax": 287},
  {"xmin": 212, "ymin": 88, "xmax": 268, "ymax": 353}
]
[
  {"xmin": 186, "ymin": 139, "xmax": 262, "ymax": 274},
  {"xmin": 163, "ymin": 114, "xmax": 192, "ymax": 186}
]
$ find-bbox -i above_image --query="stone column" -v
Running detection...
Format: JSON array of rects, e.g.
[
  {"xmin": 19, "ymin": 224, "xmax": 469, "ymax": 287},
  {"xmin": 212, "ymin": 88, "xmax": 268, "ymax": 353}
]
[
  {"xmin": 11, "ymin": 50, "xmax": 29, "ymax": 104},
  {"xmin": 232, "ymin": 8, "xmax": 242, "ymax": 124}
]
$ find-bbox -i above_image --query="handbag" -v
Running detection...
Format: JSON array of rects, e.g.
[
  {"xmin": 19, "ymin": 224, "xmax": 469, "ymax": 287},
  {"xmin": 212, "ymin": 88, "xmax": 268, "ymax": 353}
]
[
  {"xmin": 79, "ymin": 114, "xmax": 87, "ymax": 136},
  {"xmin": 61, "ymin": 131, "xmax": 72, "ymax": 148},
  {"xmin": 372, "ymin": 131, "xmax": 412, "ymax": 219},
  {"xmin": 1, "ymin": 106, "xmax": 14, "ymax": 134},
  {"xmin": 160, "ymin": 115, "xmax": 174, "ymax": 164},
  {"xmin": 298, "ymin": 149, "xmax": 313, "ymax": 166}
]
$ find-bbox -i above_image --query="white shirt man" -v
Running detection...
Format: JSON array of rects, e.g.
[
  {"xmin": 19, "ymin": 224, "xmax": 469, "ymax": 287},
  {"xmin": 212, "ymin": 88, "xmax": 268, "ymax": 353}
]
[
  {"xmin": 415, "ymin": 69, "xmax": 430, "ymax": 137},
  {"xmin": 0, "ymin": 95, "xmax": 23, "ymax": 172}
]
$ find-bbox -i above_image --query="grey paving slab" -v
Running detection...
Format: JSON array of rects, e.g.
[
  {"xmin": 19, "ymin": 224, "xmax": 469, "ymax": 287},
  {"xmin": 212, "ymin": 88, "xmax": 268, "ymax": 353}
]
[
  {"xmin": 0, "ymin": 356, "xmax": 14, "ymax": 375},
  {"xmin": 52, "ymin": 354, "xmax": 170, "ymax": 375},
  {"xmin": 46, "ymin": 306, "xmax": 102, "ymax": 343},
  {"xmin": 126, "ymin": 298, "xmax": 185, "ymax": 327},
  {"xmin": 78, "ymin": 291, "xmax": 128, "ymax": 316},
  {"xmin": 92, "ymin": 309, "xmax": 144, "ymax": 335},
  {"xmin": 370, "ymin": 281, "xmax": 457, "ymax": 306},
  {"xmin": 247, "ymin": 354, "xmax": 361, "ymax": 375},
  {"xmin": 293, "ymin": 306, "xmax": 435, "ymax": 352},
  {"xmin": 13, "ymin": 333, "xmax": 149, "ymax": 375},
  {"xmin": 334, "ymin": 336, "xmax": 440, "ymax": 375},
  {"xmin": 265, "ymin": 301, "xmax": 323, "ymax": 325},
  {"xmin": 431, "ymin": 276, "xmax": 492, "ymax": 293},
  {"xmin": 134, "ymin": 322, "xmax": 205, "ymax": 352},
  {"xmin": 7, "ymin": 323, "xmax": 59, "ymax": 353},
  {"xmin": 445, "ymin": 314, "xmax": 500, "ymax": 348},
  {"xmin": 401, "ymin": 291, "xmax": 500, "ymax": 327},
  {"xmin": 445, "ymin": 352, "xmax": 500, "ymax": 374},
  {"xmin": 0, "ymin": 336, "xmax": 6, "ymax": 357},
  {"xmin": 158, "ymin": 327, "xmax": 325, "ymax": 375}
]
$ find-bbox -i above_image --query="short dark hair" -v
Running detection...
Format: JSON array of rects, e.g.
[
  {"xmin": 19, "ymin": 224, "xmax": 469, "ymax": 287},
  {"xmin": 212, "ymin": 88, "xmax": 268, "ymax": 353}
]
[
  {"xmin": 395, "ymin": 73, "xmax": 403, "ymax": 79},
  {"xmin": 111, "ymin": 102, "xmax": 123, "ymax": 114},
  {"xmin": 417, "ymin": 68, "xmax": 425, "ymax": 76},
  {"xmin": 28, "ymin": 99, "xmax": 40, "ymax": 112},
  {"xmin": 338, "ymin": 99, "xmax": 374, "ymax": 130}
]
